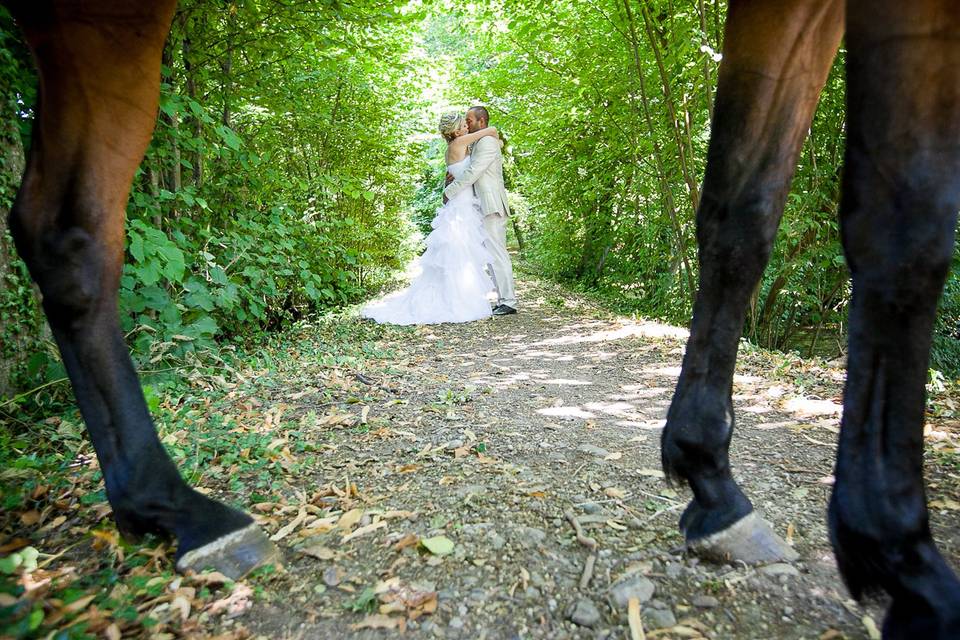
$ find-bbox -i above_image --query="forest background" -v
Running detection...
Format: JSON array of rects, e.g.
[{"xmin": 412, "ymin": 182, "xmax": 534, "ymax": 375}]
[{"xmin": 3, "ymin": 0, "xmax": 960, "ymax": 409}]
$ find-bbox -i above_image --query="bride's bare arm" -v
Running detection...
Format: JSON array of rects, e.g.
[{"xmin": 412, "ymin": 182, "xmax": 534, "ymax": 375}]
[{"xmin": 452, "ymin": 126, "xmax": 499, "ymax": 149}]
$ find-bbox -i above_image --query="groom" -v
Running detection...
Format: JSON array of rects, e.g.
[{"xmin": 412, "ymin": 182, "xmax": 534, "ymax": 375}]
[{"xmin": 443, "ymin": 106, "xmax": 518, "ymax": 315}]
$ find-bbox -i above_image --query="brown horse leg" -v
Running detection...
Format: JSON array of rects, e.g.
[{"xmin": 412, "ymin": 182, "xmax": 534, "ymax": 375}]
[
  {"xmin": 830, "ymin": 2, "xmax": 960, "ymax": 635},
  {"xmin": 6, "ymin": 2, "xmax": 278, "ymax": 577},
  {"xmin": 661, "ymin": 0, "xmax": 843, "ymax": 562}
]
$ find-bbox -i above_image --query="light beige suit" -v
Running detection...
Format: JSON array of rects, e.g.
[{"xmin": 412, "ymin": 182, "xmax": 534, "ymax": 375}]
[{"xmin": 443, "ymin": 136, "xmax": 517, "ymax": 308}]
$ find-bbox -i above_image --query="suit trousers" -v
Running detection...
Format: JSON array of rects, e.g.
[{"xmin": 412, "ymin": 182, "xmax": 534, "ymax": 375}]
[{"xmin": 483, "ymin": 212, "xmax": 517, "ymax": 308}]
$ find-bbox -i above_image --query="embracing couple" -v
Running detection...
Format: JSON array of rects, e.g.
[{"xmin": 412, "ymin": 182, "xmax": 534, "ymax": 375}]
[{"xmin": 362, "ymin": 106, "xmax": 517, "ymax": 325}]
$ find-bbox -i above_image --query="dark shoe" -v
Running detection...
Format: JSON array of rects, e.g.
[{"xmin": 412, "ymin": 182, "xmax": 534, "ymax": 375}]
[{"xmin": 492, "ymin": 304, "xmax": 517, "ymax": 316}]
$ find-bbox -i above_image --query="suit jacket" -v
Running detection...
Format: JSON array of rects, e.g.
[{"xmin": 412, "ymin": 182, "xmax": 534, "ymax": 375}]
[{"xmin": 443, "ymin": 136, "xmax": 510, "ymax": 217}]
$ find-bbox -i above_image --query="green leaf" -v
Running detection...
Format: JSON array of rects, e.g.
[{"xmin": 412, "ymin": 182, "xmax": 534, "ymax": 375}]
[{"xmin": 420, "ymin": 535, "xmax": 454, "ymax": 556}]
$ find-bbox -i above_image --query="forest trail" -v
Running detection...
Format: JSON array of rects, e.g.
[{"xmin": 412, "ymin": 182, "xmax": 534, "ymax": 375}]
[
  {"xmin": 221, "ymin": 275, "xmax": 960, "ymax": 639},
  {"xmin": 6, "ymin": 275, "xmax": 960, "ymax": 639}
]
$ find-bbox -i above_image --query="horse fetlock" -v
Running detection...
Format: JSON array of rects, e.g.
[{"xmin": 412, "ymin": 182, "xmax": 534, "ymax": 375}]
[{"xmin": 662, "ymin": 393, "xmax": 734, "ymax": 482}]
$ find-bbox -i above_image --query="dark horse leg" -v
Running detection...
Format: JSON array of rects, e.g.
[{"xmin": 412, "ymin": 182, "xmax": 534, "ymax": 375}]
[
  {"xmin": 829, "ymin": 2, "xmax": 960, "ymax": 636},
  {"xmin": 662, "ymin": 0, "xmax": 843, "ymax": 562},
  {"xmin": 5, "ymin": 1, "xmax": 278, "ymax": 577}
]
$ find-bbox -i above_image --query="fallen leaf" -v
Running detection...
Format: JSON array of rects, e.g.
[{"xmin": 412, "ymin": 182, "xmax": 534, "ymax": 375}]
[
  {"xmin": 342, "ymin": 521, "xmax": 387, "ymax": 544},
  {"xmin": 636, "ymin": 468, "xmax": 666, "ymax": 478},
  {"xmin": 270, "ymin": 506, "xmax": 307, "ymax": 541},
  {"xmin": 338, "ymin": 509, "xmax": 364, "ymax": 530},
  {"xmin": 207, "ymin": 583, "xmax": 253, "ymax": 618},
  {"xmin": 188, "ymin": 571, "xmax": 233, "ymax": 587},
  {"xmin": 350, "ymin": 614, "xmax": 406, "ymax": 631},
  {"xmin": 929, "ymin": 498, "xmax": 960, "ymax": 511},
  {"xmin": 393, "ymin": 534, "xmax": 420, "ymax": 551},
  {"xmin": 420, "ymin": 536, "xmax": 454, "ymax": 556},
  {"xmin": 604, "ymin": 487, "xmax": 626, "ymax": 499},
  {"xmin": 382, "ymin": 510, "xmax": 417, "ymax": 521},
  {"xmin": 300, "ymin": 545, "xmax": 337, "ymax": 561},
  {"xmin": 171, "ymin": 594, "xmax": 191, "ymax": 621},
  {"xmin": 605, "ymin": 451, "xmax": 623, "ymax": 461},
  {"xmin": 20, "ymin": 510, "xmax": 41, "ymax": 526}
]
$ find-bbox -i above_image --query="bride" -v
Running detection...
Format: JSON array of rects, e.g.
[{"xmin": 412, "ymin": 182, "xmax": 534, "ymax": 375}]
[{"xmin": 361, "ymin": 112, "xmax": 499, "ymax": 325}]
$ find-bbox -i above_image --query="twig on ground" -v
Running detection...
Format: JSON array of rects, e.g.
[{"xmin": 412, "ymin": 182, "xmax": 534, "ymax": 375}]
[
  {"xmin": 565, "ymin": 509, "xmax": 598, "ymax": 549},
  {"xmin": 579, "ymin": 552, "xmax": 597, "ymax": 590}
]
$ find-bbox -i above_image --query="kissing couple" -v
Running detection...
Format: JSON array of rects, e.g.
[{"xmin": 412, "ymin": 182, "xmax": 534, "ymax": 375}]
[{"xmin": 362, "ymin": 106, "xmax": 517, "ymax": 325}]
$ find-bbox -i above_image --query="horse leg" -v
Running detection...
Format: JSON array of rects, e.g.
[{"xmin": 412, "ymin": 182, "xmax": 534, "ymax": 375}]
[
  {"xmin": 829, "ymin": 2, "xmax": 960, "ymax": 636},
  {"xmin": 661, "ymin": 0, "xmax": 843, "ymax": 562},
  {"xmin": 7, "ymin": 2, "xmax": 278, "ymax": 577}
]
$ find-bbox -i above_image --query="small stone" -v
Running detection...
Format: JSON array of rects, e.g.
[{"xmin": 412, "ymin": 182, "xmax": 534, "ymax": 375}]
[
  {"xmin": 445, "ymin": 439, "xmax": 464, "ymax": 450},
  {"xmin": 759, "ymin": 563, "xmax": 800, "ymax": 578},
  {"xmin": 489, "ymin": 532, "xmax": 506, "ymax": 550},
  {"xmin": 579, "ymin": 444, "xmax": 611, "ymax": 458},
  {"xmin": 692, "ymin": 595, "xmax": 719, "ymax": 608},
  {"xmin": 644, "ymin": 606, "xmax": 677, "ymax": 630},
  {"xmin": 665, "ymin": 562, "xmax": 683, "ymax": 579},
  {"xmin": 567, "ymin": 598, "xmax": 602, "ymax": 627},
  {"xmin": 322, "ymin": 566, "xmax": 341, "ymax": 587},
  {"xmin": 462, "ymin": 522, "xmax": 494, "ymax": 535},
  {"xmin": 448, "ymin": 617, "xmax": 464, "ymax": 630},
  {"xmin": 579, "ymin": 502, "xmax": 603, "ymax": 514},
  {"xmin": 517, "ymin": 527, "xmax": 547, "ymax": 548},
  {"xmin": 609, "ymin": 575, "xmax": 656, "ymax": 609},
  {"xmin": 456, "ymin": 484, "xmax": 485, "ymax": 498}
]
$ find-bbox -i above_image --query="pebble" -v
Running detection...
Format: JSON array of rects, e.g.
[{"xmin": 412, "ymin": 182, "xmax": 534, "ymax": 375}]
[
  {"xmin": 567, "ymin": 598, "xmax": 602, "ymax": 627},
  {"xmin": 448, "ymin": 617, "xmax": 464, "ymax": 630},
  {"xmin": 462, "ymin": 522, "xmax": 494, "ymax": 535},
  {"xmin": 579, "ymin": 502, "xmax": 603, "ymax": 514},
  {"xmin": 609, "ymin": 575, "xmax": 656, "ymax": 608},
  {"xmin": 760, "ymin": 563, "xmax": 800, "ymax": 578},
  {"xmin": 643, "ymin": 606, "xmax": 677, "ymax": 630},
  {"xmin": 488, "ymin": 532, "xmax": 506, "ymax": 550},
  {"xmin": 517, "ymin": 526, "xmax": 547, "ymax": 548},
  {"xmin": 578, "ymin": 444, "xmax": 611, "ymax": 458},
  {"xmin": 692, "ymin": 595, "xmax": 719, "ymax": 608}
]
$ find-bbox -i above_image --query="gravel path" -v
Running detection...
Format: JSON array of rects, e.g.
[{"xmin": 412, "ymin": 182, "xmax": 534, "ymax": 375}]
[{"xmin": 223, "ymin": 276, "xmax": 960, "ymax": 640}]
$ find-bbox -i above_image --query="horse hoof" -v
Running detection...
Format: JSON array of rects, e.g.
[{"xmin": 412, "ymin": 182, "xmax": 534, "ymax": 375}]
[
  {"xmin": 176, "ymin": 524, "xmax": 282, "ymax": 579},
  {"xmin": 687, "ymin": 512, "xmax": 798, "ymax": 565}
]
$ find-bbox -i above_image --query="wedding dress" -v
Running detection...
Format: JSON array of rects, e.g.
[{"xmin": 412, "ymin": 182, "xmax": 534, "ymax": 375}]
[{"xmin": 361, "ymin": 156, "xmax": 494, "ymax": 325}]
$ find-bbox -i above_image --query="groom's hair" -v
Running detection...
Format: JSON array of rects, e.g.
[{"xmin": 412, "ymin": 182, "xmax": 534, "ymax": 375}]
[{"xmin": 468, "ymin": 106, "xmax": 490, "ymax": 126}]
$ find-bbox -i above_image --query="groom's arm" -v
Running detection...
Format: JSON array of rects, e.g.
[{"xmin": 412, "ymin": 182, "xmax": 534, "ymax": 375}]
[{"xmin": 443, "ymin": 137, "xmax": 498, "ymax": 200}]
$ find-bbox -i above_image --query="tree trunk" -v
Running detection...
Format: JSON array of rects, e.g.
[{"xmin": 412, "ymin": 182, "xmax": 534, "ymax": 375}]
[{"xmin": 0, "ymin": 104, "xmax": 26, "ymax": 397}]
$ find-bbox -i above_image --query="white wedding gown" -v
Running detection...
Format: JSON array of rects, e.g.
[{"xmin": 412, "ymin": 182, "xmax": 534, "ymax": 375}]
[{"xmin": 361, "ymin": 156, "xmax": 494, "ymax": 325}]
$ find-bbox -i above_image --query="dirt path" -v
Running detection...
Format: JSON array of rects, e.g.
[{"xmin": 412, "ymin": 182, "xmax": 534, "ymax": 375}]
[
  {"xmin": 6, "ymin": 275, "xmax": 960, "ymax": 639},
  {"xmin": 219, "ymin": 276, "xmax": 960, "ymax": 639}
]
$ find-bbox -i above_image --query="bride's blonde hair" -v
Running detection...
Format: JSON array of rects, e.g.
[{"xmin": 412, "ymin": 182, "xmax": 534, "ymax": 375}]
[{"xmin": 438, "ymin": 112, "xmax": 465, "ymax": 142}]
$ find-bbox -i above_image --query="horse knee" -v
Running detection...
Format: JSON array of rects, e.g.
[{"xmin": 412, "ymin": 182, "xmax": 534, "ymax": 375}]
[
  {"xmin": 843, "ymin": 155, "xmax": 960, "ymax": 305},
  {"xmin": 8, "ymin": 198, "xmax": 106, "ymax": 327}
]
